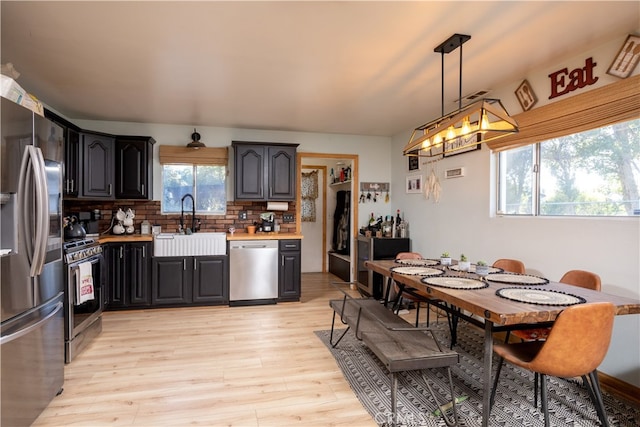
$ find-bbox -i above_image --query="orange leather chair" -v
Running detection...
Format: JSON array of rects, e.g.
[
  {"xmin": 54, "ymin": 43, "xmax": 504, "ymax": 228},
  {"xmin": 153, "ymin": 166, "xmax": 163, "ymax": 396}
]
[
  {"xmin": 390, "ymin": 252, "xmax": 436, "ymax": 327},
  {"xmin": 492, "ymin": 258, "xmax": 526, "ymax": 274},
  {"xmin": 490, "ymin": 302, "xmax": 615, "ymax": 427},
  {"xmin": 559, "ymin": 269, "xmax": 602, "ymax": 291},
  {"xmin": 511, "ymin": 270, "xmax": 602, "ymax": 341}
]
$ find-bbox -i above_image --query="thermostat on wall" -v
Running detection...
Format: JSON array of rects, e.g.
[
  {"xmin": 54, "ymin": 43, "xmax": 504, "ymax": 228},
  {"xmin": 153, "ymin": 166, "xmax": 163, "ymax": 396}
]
[{"xmin": 445, "ymin": 167, "xmax": 465, "ymax": 179}]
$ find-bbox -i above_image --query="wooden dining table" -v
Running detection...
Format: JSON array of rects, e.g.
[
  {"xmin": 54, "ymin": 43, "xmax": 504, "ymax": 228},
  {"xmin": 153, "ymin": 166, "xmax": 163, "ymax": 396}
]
[{"xmin": 364, "ymin": 259, "xmax": 640, "ymax": 427}]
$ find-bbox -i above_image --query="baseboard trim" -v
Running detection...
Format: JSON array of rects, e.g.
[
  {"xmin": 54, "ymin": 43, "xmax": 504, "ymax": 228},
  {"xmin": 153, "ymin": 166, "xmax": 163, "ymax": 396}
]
[{"xmin": 598, "ymin": 371, "xmax": 640, "ymax": 405}]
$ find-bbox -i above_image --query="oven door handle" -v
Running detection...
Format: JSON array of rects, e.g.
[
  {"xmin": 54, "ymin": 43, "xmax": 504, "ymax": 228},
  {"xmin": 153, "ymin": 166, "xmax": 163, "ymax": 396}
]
[{"xmin": 70, "ymin": 256, "xmax": 102, "ymax": 271}]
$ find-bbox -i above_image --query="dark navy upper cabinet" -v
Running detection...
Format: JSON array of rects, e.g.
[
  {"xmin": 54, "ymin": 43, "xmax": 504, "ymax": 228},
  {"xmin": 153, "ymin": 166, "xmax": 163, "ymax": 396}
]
[{"xmin": 233, "ymin": 141, "xmax": 298, "ymax": 201}]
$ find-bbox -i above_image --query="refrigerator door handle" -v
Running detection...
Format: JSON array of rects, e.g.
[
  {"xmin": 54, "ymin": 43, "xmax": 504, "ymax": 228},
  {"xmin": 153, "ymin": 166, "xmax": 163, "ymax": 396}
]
[
  {"xmin": 18, "ymin": 146, "xmax": 36, "ymax": 268},
  {"xmin": 33, "ymin": 147, "xmax": 49, "ymax": 275},
  {"xmin": 0, "ymin": 301, "xmax": 63, "ymax": 345},
  {"xmin": 17, "ymin": 146, "xmax": 49, "ymax": 277}
]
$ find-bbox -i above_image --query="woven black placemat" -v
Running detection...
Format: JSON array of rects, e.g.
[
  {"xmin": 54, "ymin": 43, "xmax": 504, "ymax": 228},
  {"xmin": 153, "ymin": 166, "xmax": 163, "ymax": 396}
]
[{"xmin": 496, "ymin": 287, "xmax": 586, "ymax": 306}]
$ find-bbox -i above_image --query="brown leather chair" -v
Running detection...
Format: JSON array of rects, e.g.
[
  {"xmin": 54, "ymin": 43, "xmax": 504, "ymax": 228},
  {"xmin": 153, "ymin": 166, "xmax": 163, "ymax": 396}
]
[
  {"xmin": 559, "ymin": 269, "xmax": 602, "ymax": 291},
  {"xmin": 511, "ymin": 269, "xmax": 602, "ymax": 341},
  {"xmin": 490, "ymin": 302, "xmax": 615, "ymax": 427},
  {"xmin": 390, "ymin": 252, "xmax": 436, "ymax": 327},
  {"xmin": 492, "ymin": 258, "xmax": 526, "ymax": 274}
]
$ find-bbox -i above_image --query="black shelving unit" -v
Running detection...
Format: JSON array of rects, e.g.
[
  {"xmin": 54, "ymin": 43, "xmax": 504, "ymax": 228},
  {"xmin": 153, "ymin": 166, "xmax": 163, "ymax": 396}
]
[{"xmin": 357, "ymin": 235, "xmax": 410, "ymax": 299}]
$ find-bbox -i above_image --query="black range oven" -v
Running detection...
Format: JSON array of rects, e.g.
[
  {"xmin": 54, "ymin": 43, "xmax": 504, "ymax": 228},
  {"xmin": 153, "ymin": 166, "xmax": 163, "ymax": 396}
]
[{"xmin": 63, "ymin": 238, "xmax": 104, "ymax": 363}]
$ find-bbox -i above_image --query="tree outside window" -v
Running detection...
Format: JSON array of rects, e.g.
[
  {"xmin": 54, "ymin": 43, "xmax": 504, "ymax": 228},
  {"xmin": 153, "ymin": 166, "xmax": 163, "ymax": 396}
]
[
  {"xmin": 162, "ymin": 164, "xmax": 226, "ymax": 214},
  {"xmin": 498, "ymin": 119, "xmax": 640, "ymax": 217}
]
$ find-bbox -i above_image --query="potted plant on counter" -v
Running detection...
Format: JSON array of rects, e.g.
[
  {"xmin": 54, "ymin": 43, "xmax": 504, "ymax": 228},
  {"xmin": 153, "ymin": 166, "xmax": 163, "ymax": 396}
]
[
  {"xmin": 458, "ymin": 254, "xmax": 471, "ymax": 272},
  {"xmin": 476, "ymin": 260, "xmax": 490, "ymax": 276},
  {"xmin": 440, "ymin": 251, "xmax": 451, "ymax": 266}
]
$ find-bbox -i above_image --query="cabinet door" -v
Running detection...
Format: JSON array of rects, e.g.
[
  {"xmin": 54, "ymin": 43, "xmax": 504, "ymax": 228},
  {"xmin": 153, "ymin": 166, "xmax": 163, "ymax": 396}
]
[
  {"xmin": 268, "ymin": 145, "xmax": 296, "ymax": 200},
  {"xmin": 234, "ymin": 144, "xmax": 265, "ymax": 200},
  {"xmin": 128, "ymin": 243, "xmax": 151, "ymax": 306},
  {"xmin": 64, "ymin": 128, "xmax": 80, "ymax": 197},
  {"xmin": 192, "ymin": 256, "xmax": 228, "ymax": 304},
  {"xmin": 116, "ymin": 137, "xmax": 154, "ymax": 199},
  {"xmin": 278, "ymin": 240, "xmax": 301, "ymax": 301},
  {"xmin": 151, "ymin": 257, "xmax": 192, "ymax": 305},
  {"xmin": 81, "ymin": 133, "xmax": 114, "ymax": 199},
  {"xmin": 104, "ymin": 243, "xmax": 126, "ymax": 309}
]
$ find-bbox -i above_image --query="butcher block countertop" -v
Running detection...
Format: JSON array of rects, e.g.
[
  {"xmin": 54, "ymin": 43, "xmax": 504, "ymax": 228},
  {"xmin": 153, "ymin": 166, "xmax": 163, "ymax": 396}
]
[
  {"xmin": 99, "ymin": 234, "xmax": 154, "ymax": 243},
  {"xmin": 98, "ymin": 233, "xmax": 303, "ymax": 243},
  {"xmin": 226, "ymin": 232, "xmax": 303, "ymax": 241}
]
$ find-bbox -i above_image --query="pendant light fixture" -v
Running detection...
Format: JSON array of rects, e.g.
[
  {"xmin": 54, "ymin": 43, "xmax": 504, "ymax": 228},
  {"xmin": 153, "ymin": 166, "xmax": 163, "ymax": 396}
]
[
  {"xmin": 186, "ymin": 128, "xmax": 205, "ymax": 149},
  {"xmin": 403, "ymin": 34, "xmax": 518, "ymax": 158}
]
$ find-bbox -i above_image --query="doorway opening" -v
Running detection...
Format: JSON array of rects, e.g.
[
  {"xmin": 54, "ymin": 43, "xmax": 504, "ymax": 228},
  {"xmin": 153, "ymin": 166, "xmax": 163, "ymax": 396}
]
[{"xmin": 296, "ymin": 153, "xmax": 358, "ymax": 281}]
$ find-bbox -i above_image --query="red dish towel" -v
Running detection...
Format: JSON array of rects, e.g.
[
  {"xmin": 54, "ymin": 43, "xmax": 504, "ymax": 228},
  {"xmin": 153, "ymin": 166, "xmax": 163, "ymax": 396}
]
[{"xmin": 75, "ymin": 261, "xmax": 94, "ymax": 305}]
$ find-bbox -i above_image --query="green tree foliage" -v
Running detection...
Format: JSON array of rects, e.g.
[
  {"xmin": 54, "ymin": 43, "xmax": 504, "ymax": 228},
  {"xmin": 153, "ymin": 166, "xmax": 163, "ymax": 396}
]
[
  {"xmin": 541, "ymin": 120, "xmax": 639, "ymax": 215},
  {"xmin": 501, "ymin": 118, "xmax": 639, "ymax": 216}
]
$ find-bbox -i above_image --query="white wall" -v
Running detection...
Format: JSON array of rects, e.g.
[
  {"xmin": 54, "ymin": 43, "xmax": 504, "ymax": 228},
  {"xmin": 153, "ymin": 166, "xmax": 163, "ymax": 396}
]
[{"xmin": 390, "ymin": 34, "xmax": 640, "ymax": 386}]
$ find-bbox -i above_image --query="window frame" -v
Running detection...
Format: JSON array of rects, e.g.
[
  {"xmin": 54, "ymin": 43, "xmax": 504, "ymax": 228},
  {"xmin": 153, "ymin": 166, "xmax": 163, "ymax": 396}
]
[
  {"xmin": 497, "ymin": 119, "xmax": 639, "ymax": 218},
  {"xmin": 161, "ymin": 163, "xmax": 227, "ymax": 216},
  {"xmin": 158, "ymin": 145, "xmax": 229, "ymax": 216}
]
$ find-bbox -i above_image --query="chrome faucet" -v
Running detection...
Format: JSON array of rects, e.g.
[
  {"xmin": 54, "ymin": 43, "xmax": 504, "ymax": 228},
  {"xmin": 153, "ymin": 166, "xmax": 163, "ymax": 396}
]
[{"xmin": 180, "ymin": 193, "xmax": 200, "ymax": 234}]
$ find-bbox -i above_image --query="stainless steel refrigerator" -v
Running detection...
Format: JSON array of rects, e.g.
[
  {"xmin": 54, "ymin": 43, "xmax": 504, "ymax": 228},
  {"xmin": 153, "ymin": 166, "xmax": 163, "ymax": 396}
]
[{"xmin": 1, "ymin": 97, "xmax": 65, "ymax": 426}]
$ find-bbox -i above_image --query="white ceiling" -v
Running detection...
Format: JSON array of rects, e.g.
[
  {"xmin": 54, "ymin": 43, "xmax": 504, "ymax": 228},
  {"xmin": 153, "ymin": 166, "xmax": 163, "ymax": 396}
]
[{"xmin": 2, "ymin": 1, "xmax": 638, "ymax": 137}]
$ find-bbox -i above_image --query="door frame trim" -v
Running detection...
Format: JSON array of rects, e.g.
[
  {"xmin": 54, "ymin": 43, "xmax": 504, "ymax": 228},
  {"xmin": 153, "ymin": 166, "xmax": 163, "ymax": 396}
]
[{"xmin": 296, "ymin": 152, "xmax": 358, "ymax": 280}]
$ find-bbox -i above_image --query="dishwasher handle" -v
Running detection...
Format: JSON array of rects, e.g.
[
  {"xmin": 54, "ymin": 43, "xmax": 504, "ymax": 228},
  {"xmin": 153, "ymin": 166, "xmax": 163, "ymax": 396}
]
[
  {"xmin": 230, "ymin": 240, "xmax": 279, "ymax": 250},
  {"xmin": 239, "ymin": 244, "xmax": 270, "ymax": 249}
]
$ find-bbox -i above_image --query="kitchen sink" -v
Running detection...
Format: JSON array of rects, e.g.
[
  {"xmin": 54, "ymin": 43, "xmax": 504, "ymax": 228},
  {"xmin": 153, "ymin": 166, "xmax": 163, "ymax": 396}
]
[{"xmin": 153, "ymin": 232, "xmax": 227, "ymax": 257}]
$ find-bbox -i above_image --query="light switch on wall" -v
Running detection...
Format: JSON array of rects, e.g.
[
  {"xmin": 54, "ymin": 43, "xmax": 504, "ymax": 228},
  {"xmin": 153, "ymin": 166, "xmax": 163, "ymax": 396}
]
[{"xmin": 282, "ymin": 213, "xmax": 294, "ymax": 223}]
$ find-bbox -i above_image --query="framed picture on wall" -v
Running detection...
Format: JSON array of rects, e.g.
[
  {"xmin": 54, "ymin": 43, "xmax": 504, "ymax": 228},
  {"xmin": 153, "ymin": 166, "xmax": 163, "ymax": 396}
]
[
  {"xmin": 408, "ymin": 155, "xmax": 420, "ymax": 171},
  {"xmin": 515, "ymin": 79, "xmax": 537, "ymax": 111},
  {"xmin": 607, "ymin": 34, "xmax": 640, "ymax": 79},
  {"xmin": 406, "ymin": 174, "xmax": 423, "ymax": 194},
  {"xmin": 443, "ymin": 133, "xmax": 481, "ymax": 157}
]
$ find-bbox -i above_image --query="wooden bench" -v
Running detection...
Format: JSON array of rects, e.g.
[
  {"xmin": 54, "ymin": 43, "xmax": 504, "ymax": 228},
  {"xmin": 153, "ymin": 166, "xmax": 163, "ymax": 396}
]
[{"xmin": 329, "ymin": 283, "xmax": 460, "ymax": 426}]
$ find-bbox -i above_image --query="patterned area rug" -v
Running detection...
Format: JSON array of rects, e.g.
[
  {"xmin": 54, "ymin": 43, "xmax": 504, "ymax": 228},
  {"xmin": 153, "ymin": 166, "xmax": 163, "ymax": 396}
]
[{"xmin": 315, "ymin": 321, "xmax": 640, "ymax": 427}]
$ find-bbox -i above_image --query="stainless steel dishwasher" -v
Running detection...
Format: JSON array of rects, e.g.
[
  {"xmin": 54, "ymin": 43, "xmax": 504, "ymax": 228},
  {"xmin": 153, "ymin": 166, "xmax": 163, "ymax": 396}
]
[{"xmin": 229, "ymin": 240, "xmax": 279, "ymax": 305}]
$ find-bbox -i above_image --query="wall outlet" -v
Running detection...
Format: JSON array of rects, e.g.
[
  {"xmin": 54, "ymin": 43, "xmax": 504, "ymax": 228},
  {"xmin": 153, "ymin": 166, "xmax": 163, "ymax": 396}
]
[
  {"xmin": 238, "ymin": 211, "xmax": 248, "ymax": 220},
  {"xmin": 282, "ymin": 213, "xmax": 294, "ymax": 223}
]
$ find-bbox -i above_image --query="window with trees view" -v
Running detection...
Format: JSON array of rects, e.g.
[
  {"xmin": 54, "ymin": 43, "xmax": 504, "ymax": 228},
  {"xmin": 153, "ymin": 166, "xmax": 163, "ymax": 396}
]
[
  {"xmin": 162, "ymin": 164, "xmax": 226, "ymax": 214},
  {"xmin": 498, "ymin": 118, "xmax": 640, "ymax": 216}
]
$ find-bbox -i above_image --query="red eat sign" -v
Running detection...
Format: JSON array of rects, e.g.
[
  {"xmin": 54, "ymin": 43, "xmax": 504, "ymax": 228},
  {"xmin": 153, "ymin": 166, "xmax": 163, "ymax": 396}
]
[{"xmin": 548, "ymin": 57, "xmax": 598, "ymax": 99}]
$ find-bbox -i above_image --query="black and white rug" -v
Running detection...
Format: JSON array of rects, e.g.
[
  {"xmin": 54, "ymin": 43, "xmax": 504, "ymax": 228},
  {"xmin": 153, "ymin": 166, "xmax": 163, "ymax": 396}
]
[{"xmin": 315, "ymin": 321, "xmax": 640, "ymax": 427}]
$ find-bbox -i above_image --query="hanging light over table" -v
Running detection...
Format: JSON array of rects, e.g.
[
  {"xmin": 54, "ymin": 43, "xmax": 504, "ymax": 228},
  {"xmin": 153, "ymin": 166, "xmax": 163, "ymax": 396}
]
[{"xmin": 403, "ymin": 34, "xmax": 518, "ymax": 158}]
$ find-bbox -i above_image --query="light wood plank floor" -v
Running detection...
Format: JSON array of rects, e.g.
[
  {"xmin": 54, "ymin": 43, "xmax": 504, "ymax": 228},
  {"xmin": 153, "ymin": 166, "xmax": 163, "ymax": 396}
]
[{"xmin": 34, "ymin": 273, "xmax": 390, "ymax": 427}]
